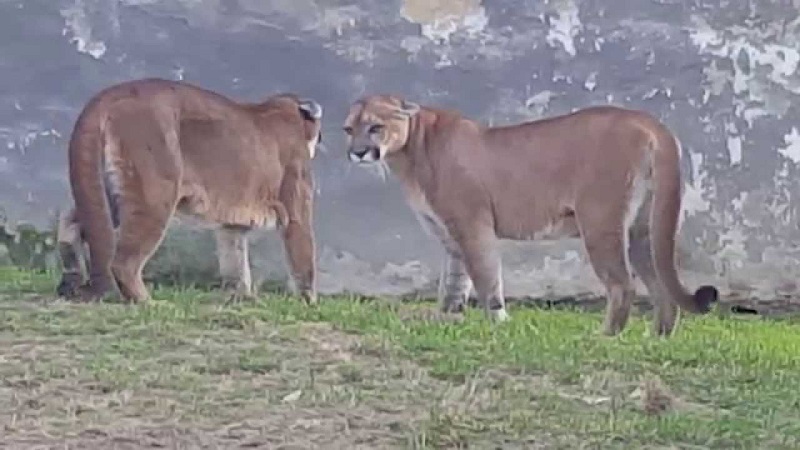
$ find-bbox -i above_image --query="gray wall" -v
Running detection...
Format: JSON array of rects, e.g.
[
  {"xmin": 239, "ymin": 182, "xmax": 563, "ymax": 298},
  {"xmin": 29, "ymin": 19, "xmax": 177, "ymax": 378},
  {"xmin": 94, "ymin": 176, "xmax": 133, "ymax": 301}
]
[{"xmin": 3, "ymin": 0, "xmax": 799, "ymax": 300}]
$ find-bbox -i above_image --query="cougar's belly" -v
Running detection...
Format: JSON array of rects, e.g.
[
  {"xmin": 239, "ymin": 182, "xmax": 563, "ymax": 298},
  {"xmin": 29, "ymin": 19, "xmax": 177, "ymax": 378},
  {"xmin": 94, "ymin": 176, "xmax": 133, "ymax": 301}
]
[
  {"xmin": 494, "ymin": 206, "xmax": 581, "ymax": 242},
  {"xmin": 175, "ymin": 179, "xmax": 279, "ymax": 231},
  {"xmin": 408, "ymin": 191, "xmax": 581, "ymax": 246}
]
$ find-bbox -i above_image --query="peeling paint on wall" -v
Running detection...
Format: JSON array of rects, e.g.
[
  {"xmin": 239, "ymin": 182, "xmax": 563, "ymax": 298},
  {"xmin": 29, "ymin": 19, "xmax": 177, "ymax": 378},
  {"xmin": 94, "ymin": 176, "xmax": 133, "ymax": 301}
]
[
  {"xmin": 779, "ymin": 127, "xmax": 800, "ymax": 164},
  {"xmin": 60, "ymin": 1, "xmax": 107, "ymax": 59},
  {"xmin": 399, "ymin": 0, "xmax": 489, "ymax": 68},
  {"xmin": 400, "ymin": 0, "xmax": 486, "ymax": 43},
  {"xmin": 688, "ymin": 14, "xmax": 800, "ymax": 125},
  {"xmin": 544, "ymin": 0, "xmax": 582, "ymax": 57},
  {"xmin": 6, "ymin": 0, "xmax": 800, "ymax": 302}
]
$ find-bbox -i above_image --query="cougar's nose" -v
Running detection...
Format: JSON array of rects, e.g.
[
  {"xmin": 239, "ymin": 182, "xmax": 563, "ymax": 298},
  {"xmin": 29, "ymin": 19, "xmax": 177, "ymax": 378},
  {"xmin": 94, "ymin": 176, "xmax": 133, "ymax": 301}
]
[
  {"xmin": 351, "ymin": 148, "xmax": 369, "ymax": 158},
  {"xmin": 349, "ymin": 146, "xmax": 379, "ymax": 162}
]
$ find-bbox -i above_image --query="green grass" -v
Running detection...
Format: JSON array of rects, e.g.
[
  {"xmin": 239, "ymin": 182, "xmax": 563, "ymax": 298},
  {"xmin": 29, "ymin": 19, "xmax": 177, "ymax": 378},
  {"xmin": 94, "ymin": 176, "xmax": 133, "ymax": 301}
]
[{"xmin": 1, "ymin": 266, "xmax": 799, "ymax": 449}]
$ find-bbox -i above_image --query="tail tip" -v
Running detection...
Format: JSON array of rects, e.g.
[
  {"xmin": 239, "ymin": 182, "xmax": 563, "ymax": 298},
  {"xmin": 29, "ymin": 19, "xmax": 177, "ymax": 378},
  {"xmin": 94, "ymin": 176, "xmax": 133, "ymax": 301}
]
[{"xmin": 693, "ymin": 285, "xmax": 719, "ymax": 313}]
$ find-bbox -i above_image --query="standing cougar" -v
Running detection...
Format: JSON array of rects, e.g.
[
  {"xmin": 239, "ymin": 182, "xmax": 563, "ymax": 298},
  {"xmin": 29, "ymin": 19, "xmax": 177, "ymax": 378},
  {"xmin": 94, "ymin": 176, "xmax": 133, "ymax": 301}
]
[
  {"xmin": 56, "ymin": 78, "xmax": 322, "ymax": 304},
  {"xmin": 343, "ymin": 94, "xmax": 717, "ymax": 337}
]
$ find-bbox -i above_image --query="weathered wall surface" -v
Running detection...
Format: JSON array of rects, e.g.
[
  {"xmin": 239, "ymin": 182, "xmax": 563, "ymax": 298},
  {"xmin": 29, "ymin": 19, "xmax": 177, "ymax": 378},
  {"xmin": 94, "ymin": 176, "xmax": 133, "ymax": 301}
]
[{"xmin": 2, "ymin": 0, "xmax": 800, "ymax": 300}]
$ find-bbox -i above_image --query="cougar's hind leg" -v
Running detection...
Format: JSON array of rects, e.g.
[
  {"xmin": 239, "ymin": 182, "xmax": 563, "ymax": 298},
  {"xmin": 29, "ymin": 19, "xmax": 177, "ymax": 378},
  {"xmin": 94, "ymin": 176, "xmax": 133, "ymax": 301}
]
[
  {"xmin": 628, "ymin": 195, "xmax": 679, "ymax": 337},
  {"xmin": 55, "ymin": 208, "xmax": 85, "ymax": 298},
  {"xmin": 111, "ymin": 179, "xmax": 178, "ymax": 303},
  {"xmin": 279, "ymin": 164, "xmax": 317, "ymax": 305},
  {"xmin": 215, "ymin": 225, "xmax": 256, "ymax": 303},
  {"xmin": 576, "ymin": 195, "xmax": 635, "ymax": 336},
  {"xmin": 282, "ymin": 218, "xmax": 316, "ymax": 304},
  {"xmin": 109, "ymin": 113, "xmax": 181, "ymax": 304},
  {"xmin": 583, "ymin": 229, "xmax": 634, "ymax": 336}
]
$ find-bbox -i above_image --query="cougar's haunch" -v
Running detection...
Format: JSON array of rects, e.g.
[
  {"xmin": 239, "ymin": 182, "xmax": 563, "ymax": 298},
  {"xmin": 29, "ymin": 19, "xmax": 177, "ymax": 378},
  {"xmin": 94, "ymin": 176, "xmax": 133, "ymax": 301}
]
[
  {"xmin": 56, "ymin": 78, "xmax": 323, "ymax": 304},
  {"xmin": 343, "ymin": 94, "xmax": 717, "ymax": 337}
]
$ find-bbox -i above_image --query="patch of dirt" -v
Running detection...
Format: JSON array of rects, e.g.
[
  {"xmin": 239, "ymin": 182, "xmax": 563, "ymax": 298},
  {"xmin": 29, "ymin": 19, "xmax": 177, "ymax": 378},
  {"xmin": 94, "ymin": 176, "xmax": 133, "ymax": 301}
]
[
  {"xmin": 0, "ymin": 319, "xmax": 448, "ymax": 449},
  {"xmin": 1, "ymin": 287, "xmax": 776, "ymax": 448}
]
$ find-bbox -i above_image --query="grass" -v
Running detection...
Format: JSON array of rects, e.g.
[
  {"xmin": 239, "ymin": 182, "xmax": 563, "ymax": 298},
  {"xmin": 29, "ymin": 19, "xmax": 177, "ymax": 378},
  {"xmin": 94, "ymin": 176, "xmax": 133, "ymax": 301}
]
[{"xmin": 2, "ymin": 266, "xmax": 800, "ymax": 449}]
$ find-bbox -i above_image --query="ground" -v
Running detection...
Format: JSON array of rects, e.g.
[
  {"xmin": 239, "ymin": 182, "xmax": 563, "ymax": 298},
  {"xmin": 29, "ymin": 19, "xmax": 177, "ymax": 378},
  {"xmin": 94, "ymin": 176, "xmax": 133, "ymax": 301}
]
[{"xmin": 2, "ymin": 268, "xmax": 800, "ymax": 449}]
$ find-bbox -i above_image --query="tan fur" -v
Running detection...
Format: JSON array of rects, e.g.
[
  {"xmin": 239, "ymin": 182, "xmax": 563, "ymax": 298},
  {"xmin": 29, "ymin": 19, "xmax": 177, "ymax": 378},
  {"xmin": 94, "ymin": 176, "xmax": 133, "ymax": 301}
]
[
  {"xmin": 56, "ymin": 78, "xmax": 322, "ymax": 304},
  {"xmin": 343, "ymin": 94, "xmax": 718, "ymax": 337}
]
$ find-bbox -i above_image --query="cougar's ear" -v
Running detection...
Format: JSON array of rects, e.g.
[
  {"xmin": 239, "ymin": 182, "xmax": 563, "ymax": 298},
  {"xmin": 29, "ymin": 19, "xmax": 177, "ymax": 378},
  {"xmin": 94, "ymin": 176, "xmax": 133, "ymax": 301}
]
[
  {"xmin": 397, "ymin": 99, "xmax": 420, "ymax": 117},
  {"xmin": 298, "ymin": 98, "xmax": 323, "ymax": 121}
]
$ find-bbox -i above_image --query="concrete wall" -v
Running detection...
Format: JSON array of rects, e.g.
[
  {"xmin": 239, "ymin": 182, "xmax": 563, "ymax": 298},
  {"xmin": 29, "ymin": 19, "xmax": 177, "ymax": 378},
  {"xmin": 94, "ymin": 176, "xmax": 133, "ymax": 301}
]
[{"xmin": 2, "ymin": 0, "xmax": 800, "ymax": 300}]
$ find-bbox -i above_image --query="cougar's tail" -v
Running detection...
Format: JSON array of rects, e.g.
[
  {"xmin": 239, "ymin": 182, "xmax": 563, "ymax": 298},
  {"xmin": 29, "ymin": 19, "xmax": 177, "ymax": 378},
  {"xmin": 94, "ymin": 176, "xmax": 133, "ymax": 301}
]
[
  {"xmin": 648, "ymin": 126, "xmax": 718, "ymax": 314},
  {"xmin": 68, "ymin": 103, "xmax": 116, "ymax": 293}
]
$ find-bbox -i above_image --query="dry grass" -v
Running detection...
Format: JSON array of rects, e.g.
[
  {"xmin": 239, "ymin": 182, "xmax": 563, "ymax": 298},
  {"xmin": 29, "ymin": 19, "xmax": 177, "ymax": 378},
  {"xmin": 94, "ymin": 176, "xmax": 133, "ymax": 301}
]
[
  {"xmin": 1, "ymin": 302, "xmax": 441, "ymax": 448},
  {"xmin": 2, "ymin": 267, "xmax": 800, "ymax": 449}
]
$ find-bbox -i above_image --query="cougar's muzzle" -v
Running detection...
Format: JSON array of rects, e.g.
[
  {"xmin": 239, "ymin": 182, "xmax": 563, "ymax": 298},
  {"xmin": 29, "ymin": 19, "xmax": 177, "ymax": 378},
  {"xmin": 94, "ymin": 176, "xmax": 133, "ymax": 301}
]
[{"xmin": 348, "ymin": 145, "xmax": 381, "ymax": 163}]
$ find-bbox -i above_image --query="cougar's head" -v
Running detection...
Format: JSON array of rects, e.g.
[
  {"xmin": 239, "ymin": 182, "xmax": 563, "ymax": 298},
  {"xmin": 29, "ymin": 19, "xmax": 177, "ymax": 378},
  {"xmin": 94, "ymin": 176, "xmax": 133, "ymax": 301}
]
[{"xmin": 342, "ymin": 95, "xmax": 420, "ymax": 164}]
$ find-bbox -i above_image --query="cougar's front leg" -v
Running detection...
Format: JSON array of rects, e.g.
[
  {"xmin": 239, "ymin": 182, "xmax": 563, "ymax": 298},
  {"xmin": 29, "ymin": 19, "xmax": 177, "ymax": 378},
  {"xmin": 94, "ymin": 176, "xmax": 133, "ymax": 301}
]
[
  {"xmin": 420, "ymin": 214, "xmax": 473, "ymax": 314},
  {"xmin": 214, "ymin": 225, "xmax": 254, "ymax": 302},
  {"xmin": 279, "ymin": 163, "xmax": 317, "ymax": 304},
  {"xmin": 453, "ymin": 226, "xmax": 509, "ymax": 322},
  {"xmin": 437, "ymin": 252, "xmax": 473, "ymax": 313}
]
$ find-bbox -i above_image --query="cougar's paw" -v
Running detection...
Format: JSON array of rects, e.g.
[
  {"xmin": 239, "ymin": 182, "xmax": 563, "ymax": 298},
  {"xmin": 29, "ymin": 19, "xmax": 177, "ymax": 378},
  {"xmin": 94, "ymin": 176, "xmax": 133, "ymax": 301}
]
[
  {"xmin": 56, "ymin": 273, "xmax": 83, "ymax": 298},
  {"xmin": 70, "ymin": 282, "xmax": 114, "ymax": 303},
  {"xmin": 300, "ymin": 290, "xmax": 318, "ymax": 306},
  {"xmin": 440, "ymin": 297, "xmax": 466, "ymax": 315}
]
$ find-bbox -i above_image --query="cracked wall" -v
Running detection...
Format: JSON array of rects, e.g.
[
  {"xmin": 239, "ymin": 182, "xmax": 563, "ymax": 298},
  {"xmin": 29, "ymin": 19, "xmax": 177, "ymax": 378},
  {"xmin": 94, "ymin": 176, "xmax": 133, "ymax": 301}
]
[{"xmin": 2, "ymin": 0, "xmax": 799, "ymax": 300}]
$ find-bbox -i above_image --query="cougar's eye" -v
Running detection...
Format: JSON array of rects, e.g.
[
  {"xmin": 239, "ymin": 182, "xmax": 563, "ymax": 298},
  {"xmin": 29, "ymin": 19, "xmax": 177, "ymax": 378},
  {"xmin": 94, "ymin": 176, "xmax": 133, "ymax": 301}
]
[
  {"xmin": 368, "ymin": 124, "xmax": 384, "ymax": 134},
  {"xmin": 342, "ymin": 126, "xmax": 354, "ymax": 135}
]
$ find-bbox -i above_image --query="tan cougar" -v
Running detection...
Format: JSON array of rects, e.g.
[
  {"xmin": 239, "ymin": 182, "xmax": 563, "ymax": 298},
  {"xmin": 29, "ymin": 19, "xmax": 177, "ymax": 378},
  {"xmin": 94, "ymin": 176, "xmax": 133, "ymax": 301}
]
[
  {"xmin": 56, "ymin": 78, "xmax": 322, "ymax": 304},
  {"xmin": 343, "ymin": 94, "xmax": 717, "ymax": 337}
]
